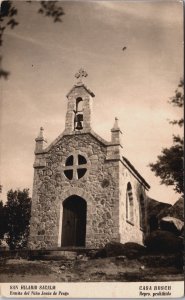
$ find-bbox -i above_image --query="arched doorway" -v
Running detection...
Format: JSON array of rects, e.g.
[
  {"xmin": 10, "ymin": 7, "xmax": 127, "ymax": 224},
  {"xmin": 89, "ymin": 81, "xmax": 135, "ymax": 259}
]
[{"xmin": 61, "ymin": 195, "xmax": 87, "ymax": 247}]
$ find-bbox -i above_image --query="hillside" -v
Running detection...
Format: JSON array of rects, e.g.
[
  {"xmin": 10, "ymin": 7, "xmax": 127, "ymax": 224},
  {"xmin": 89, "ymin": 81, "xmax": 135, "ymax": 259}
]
[
  {"xmin": 147, "ymin": 197, "xmax": 184, "ymax": 221},
  {"xmin": 165, "ymin": 197, "xmax": 184, "ymax": 221},
  {"xmin": 147, "ymin": 198, "xmax": 172, "ymax": 220}
]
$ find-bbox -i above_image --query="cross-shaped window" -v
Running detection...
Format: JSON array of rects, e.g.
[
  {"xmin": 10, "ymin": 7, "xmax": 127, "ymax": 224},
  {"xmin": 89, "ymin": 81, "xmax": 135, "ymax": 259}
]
[{"xmin": 64, "ymin": 154, "xmax": 87, "ymax": 180}]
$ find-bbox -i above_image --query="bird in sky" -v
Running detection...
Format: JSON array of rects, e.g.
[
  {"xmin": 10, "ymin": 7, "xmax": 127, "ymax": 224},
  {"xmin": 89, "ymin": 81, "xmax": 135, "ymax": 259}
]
[{"xmin": 122, "ymin": 46, "xmax": 127, "ymax": 51}]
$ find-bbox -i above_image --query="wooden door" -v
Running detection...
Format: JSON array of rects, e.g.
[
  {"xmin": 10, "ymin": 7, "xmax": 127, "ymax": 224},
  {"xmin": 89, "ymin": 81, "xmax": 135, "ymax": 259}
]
[{"xmin": 61, "ymin": 196, "xmax": 86, "ymax": 247}]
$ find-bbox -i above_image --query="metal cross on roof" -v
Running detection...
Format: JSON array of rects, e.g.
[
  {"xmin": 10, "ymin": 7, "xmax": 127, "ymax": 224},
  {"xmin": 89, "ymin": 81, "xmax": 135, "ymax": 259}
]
[{"xmin": 75, "ymin": 68, "xmax": 88, "ymax": 83}]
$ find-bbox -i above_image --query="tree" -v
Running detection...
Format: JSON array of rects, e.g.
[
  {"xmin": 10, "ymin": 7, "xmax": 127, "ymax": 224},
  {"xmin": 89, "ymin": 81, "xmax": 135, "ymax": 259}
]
[
  {"xmin": 4, "ymin": 189, "xmax": 31, "ymax": 250},
  {"xmin": 168, "ymin": 79, "xmax": 184, "ymax": 127},
  {"xmin": 0, "ymin": 185, "xmax": 6, "ymax": 240},
  {"xmin": 0, "ymin": 1, "xmax": 65, "ymax": 79},
  {"xmin": 149, "ymin": 80, "xmax": 184, "ymax": 194},
  {"xmin": 0, "ymin": 201, "xmax": 6, "ymax": 240}
]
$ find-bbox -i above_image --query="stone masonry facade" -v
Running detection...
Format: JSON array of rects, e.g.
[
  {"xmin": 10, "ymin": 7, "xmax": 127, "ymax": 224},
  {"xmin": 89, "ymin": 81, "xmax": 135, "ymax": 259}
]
[{"xmin": 28, "ymin": 69, "xmax": 150, "ymax": 250}]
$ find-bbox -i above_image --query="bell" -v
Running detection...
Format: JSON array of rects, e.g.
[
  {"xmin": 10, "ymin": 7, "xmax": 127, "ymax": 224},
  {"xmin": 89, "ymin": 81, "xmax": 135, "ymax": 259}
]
[
  {"xmin": 75, "ymin": 120, "xmax": 83, "ymax": 130},
  {"xmin": 76, "ymin": 113, "xmax": 83, "ymax": 122},
  {"xmin": 74, "ymin": 113, "xmax": 83, "ymax": 122}
]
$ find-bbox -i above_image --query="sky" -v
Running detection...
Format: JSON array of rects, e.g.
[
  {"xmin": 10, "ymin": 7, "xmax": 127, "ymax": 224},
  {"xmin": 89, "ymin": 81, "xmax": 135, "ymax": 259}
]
[{"xmin": 0, "ymin": 0, "xmax": 183, "ymax": 204}]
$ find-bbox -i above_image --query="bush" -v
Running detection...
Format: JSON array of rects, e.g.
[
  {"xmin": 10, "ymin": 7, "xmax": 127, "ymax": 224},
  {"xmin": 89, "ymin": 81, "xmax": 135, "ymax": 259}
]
[
  {"xmin": 145, "ymin": 230, "xmax": 183, "ymax": 253},
  {"xmin": 93, "ymin": 241, "xmax": 146, "ymax": 259}
]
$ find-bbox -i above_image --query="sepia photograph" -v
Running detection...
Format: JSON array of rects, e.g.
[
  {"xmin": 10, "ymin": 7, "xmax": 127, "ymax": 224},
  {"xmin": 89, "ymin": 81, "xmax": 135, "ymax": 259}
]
[{"xmin": 0, "ymin": 0, "xmax": 184, "ymax": 298}]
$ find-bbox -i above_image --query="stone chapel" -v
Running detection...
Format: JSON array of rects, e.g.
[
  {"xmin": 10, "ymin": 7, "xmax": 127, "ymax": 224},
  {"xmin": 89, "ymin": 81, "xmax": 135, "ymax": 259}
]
[{"xmin": 28, "ymin": 69, "xmax": 150, "ymax": 250}]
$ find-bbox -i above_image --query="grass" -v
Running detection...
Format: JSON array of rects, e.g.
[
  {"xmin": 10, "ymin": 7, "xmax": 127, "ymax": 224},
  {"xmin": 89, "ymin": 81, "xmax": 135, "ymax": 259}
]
[{"xmin": 0, "ymin": 254, "xmax": 183, "ymax": 283}]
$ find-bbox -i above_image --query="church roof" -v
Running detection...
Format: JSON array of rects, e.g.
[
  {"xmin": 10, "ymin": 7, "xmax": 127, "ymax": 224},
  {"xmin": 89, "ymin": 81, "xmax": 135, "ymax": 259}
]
[
  {"xmin": 122, "ymin": 156, "xmax": 150, "ymax": 190},
  {"xmin": 66, "ymin": 83, "xmax": 95, "ymax": 98}
]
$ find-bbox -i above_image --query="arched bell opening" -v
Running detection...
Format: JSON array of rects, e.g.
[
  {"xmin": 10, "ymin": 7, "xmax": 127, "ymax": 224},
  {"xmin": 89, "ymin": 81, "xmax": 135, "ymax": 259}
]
[
  {"xmin": 61, "ymin": 195, "xmax": 87, "ymax": 247},
  {"xmin": 74, "ymin": 97, "xmax": 83, "ymax": 130}
]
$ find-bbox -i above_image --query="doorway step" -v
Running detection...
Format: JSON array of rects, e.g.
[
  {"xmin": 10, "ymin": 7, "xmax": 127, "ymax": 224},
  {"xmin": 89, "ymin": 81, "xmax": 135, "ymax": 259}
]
[{"xmin": 29, "ymin": 248, "xmax": 97, "ymax": 261}]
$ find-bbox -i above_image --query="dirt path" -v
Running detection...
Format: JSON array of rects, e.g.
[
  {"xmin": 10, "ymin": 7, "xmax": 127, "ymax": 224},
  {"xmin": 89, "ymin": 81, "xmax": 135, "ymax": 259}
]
[{"xmin": 0, "ymin": 257, "xmax": 183, "ymax": 282}]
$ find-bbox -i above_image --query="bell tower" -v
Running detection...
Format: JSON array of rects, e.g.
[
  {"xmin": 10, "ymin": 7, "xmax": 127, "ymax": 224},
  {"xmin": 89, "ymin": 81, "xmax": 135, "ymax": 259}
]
[{"xmin": 64, "ymin": 68, "xmax": 95, "ymax": 134}]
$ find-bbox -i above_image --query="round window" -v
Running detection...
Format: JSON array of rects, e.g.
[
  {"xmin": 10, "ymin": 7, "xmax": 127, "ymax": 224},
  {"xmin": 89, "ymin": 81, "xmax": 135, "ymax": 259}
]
[{"xmin": 64, "ymin": 154, "xmax": 87, "ymax": 180}]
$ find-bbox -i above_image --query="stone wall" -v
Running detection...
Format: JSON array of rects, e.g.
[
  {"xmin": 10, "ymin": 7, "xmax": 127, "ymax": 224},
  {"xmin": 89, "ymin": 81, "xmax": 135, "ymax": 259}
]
[
  {"xmin": 29, "ymin": 133, "xmax": 120, "ymax": 249},
  {"xmin": 119, "ymin": 163, "xmax": 148, "ymax": 245}
]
